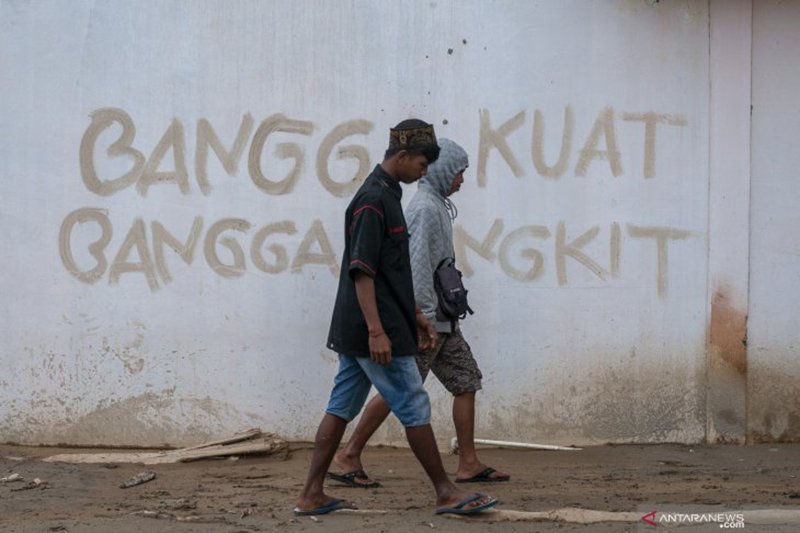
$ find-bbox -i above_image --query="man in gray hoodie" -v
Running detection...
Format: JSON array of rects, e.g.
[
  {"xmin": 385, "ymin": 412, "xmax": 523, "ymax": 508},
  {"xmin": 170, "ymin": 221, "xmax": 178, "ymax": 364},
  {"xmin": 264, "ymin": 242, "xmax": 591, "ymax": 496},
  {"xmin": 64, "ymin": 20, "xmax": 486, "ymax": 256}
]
[{"xmin": 330, "ymin": 139, "xmax": 510, "ymax": 486}]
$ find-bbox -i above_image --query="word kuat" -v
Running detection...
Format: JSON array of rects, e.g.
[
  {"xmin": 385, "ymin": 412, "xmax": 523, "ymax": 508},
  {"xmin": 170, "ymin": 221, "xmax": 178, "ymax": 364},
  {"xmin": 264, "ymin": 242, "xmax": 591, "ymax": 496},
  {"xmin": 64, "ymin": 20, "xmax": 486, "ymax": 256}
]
[{"xmin": 478, "ymin": 106, "xmax": 687, "ymax": 185}]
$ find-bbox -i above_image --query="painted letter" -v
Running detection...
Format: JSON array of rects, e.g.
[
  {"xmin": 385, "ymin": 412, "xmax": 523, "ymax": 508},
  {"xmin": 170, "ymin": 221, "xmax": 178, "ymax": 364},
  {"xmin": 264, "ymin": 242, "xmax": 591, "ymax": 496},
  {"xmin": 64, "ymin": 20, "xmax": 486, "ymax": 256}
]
[
  {"xmin": 204, "ymin": 218, "xmax": 252, "ymax": 278},
  {"xmin": 627, "ymin": 224, "xmax": 693, "ymax": 298},
  {"xmin": 251, "ymin": 220, "xmax": 297, "ymax": 274},
  {"xmin": 555, "ymin": 221, "xmax": 609, "ymax": 286},
  {"xmin": 59, "ymin": 207, "xmax": 113, "ymax": 283},
  {"xmin": 195, "ymin": 114, "xmax": 254, "ymax": 194},
  {"xmin": 610, "ymin": 221, "xmax": 621, "ymax": 278},
  {"xmin": 79, "ymin": 108, "xmax": 145, "ymax": 196},
  {"xmin": 576, "ymin": 107, "xmax": 622, "ymax": 177},
  {"xmin": 477, "ymin": 109, "xmax": 525, "ymax": 187},
  {"xmin": 498, "ymin": 225, "xmax": 551, "ymax": 282},
  {"xmin": 109, "ymin": 218, "xmax": 159, "ymax": 291},
  {"xmin": 532, "ymin": 106, "xmax": 573, "ymax": 179},
  {"xmin": 453, "ymin": 219, "xmax": 504, "ymax": 277},
  {"xmin": 316, "ymin": 120, "xmax": 374, "ymax": 197},
  {"xmin": 248, "ymin": 114, "xmax": 313, "ymax": 195},
  {"xmin": 152, "ymin": 217, "xmax": 203, "ymax": 284},
  {"xmin": 291, "ymin": 219, "xmax": 338, "ymax": 275},
  {"xmin": 137, "ymin": 119, "xmax": 190, "ymax": 196},
  {"xmin": 621, "ymin": 112, "xmax": 688, "ymax": 178}
]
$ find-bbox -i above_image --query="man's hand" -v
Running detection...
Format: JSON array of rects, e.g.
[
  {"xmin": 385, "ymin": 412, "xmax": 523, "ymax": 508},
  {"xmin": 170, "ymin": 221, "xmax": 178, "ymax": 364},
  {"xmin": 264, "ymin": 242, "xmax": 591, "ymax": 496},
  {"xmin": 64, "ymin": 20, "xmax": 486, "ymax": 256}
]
[
  {"xmin": 416, "ymin": 312, "xmax": 438, "ymax": 351},
  {"xmin": 353, "ymin": 272, "xmax": 392, "ymax": 365},
  {"xmin": 368, "ymin": 330, "xmax": 392, "ymax": 365}
]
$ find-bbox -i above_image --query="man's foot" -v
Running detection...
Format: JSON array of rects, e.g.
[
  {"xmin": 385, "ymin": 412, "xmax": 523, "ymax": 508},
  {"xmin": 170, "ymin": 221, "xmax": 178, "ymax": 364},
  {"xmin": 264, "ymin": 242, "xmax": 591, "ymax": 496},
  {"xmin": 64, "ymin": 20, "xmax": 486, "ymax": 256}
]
[
  {"xmin": 435, "ymin": 491, "xmax": 497, "ymax": 515},
  {"xmin": 331, "ymin": 451, "xmax": 379, "ymax": 487},
  {"xmin": 455, "ymin": 466, "xmax": 510, "ymax": 483},
  {"xmin": 294, "ymin": 494, "xmax": 356, "ymax": 516},
  {"xmin": 326, "ymin": 469, "xmax": 381, "ymax": 488},
  {"xmin": 332, "ymin": 450, "xmax": 362, "ymax": 472}
]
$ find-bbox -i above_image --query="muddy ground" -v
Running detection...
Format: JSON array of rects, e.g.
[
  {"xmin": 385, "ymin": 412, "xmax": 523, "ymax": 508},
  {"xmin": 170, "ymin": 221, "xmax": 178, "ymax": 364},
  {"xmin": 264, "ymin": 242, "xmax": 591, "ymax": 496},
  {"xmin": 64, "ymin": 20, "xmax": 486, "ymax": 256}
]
[{"xmin": 1, "ymin": 441, "xmax": 799, "ymax": 532}]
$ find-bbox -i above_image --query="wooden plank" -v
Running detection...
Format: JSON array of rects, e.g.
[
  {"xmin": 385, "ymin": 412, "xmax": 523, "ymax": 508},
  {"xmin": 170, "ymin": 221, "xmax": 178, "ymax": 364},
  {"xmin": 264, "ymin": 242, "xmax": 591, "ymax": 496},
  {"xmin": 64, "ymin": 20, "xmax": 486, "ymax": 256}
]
[
  {"xmin": 172, "ymin": 438, "xmax": 287, "ymax": 463},
  {"xmin": 42, "ymin": 431, "xmax": 287, "ymax": 464},
  {"xmin": 177, "ymin": 428, "xmax": 263, "ymax": 452}
]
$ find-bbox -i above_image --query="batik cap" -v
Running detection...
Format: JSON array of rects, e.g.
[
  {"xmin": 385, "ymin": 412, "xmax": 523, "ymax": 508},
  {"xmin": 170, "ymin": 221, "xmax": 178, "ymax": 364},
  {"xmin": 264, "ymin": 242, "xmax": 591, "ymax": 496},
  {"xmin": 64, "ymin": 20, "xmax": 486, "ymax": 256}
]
[{"xmin": 388, "ymin": 121, "xmax": 437, "ymax": 151}]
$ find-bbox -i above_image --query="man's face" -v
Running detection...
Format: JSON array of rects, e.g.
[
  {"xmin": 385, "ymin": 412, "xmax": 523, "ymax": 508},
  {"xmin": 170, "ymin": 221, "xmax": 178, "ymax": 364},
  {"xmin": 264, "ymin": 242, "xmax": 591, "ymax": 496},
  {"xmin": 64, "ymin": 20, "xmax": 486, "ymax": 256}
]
[
  {"xmin": 449, "ymin": 171, "xmax": 464, "ymax": 195},
  {"xmin": 396, "ymin": 152, "xmax": 430, "ymax": 184}
]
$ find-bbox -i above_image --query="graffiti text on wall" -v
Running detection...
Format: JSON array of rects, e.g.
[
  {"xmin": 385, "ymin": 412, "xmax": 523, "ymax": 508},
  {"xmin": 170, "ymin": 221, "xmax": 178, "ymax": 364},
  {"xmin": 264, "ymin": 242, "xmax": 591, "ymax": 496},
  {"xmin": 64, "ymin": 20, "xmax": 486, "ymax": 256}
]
[
  {"xmin": 76, "ymin": 107, "xmax": 687, "ymax": 197},
  {"xmin": 60, "ymin": 107, "xmax": 694, "ymax": 298}
]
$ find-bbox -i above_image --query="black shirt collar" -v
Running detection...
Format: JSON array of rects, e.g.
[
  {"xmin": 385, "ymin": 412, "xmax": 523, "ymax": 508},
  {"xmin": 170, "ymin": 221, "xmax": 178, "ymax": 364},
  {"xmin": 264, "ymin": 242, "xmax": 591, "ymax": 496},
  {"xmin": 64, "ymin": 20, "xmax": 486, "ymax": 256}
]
[{"xmin": 372, "ymin": 164, "xmax": 402, "ymax": 199}]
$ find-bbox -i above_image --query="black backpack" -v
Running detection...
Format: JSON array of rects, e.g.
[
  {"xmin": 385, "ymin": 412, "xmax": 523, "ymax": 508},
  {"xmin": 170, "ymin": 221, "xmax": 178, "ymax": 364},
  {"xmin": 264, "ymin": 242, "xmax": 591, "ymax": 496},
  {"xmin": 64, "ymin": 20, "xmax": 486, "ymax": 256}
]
[{"xmin": 433, "ymin": 257, "xmax": 474, "ymax": 321}]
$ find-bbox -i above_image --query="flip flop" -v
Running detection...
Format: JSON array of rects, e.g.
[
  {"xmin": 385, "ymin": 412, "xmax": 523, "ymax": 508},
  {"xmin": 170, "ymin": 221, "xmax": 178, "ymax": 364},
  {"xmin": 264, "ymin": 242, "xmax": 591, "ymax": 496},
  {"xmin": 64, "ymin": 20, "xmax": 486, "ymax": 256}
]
[
  {"xmin": 326, "ymin": 469, "xmax": 381, "ymax": 488},
  {"xmin": 293, "ymin": 498, "xmax": 357, "ymax": 516},
  {"xmin": 455, "ymin": 466, "xmax": 510, "ymax": 483},
  {"xmin": 435, "ymin": 493, "xmax": 498, "ymax": 515}
]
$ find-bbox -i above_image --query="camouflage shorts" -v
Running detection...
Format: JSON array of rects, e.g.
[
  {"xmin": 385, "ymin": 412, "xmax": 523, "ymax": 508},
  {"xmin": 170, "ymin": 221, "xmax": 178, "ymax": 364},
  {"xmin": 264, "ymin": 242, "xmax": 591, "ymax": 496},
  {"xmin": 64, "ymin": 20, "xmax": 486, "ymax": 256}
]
[{"xmin": 415, "ymin": 329, "xmax": 482, "ymax": 395}]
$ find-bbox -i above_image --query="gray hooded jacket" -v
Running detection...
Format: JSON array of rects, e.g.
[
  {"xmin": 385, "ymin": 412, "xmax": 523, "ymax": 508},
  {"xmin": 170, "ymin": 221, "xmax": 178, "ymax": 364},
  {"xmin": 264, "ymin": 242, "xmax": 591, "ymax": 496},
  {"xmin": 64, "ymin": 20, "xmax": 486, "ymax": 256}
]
[{"xmin": 406, "ymin": 138, "xmax": 469, "ymax": 333}]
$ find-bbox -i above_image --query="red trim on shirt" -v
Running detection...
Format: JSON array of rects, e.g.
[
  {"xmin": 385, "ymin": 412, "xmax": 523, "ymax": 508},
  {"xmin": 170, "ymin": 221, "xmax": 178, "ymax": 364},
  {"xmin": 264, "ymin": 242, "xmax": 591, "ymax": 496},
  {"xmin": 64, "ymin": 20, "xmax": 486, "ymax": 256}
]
[
  {"xmin": 389, "ymin": 226, "xmax": 405, "ymax": 234},
  {"xmin": 353, "ymin": 205, "xmax": 384, "ymax": 218},
  {"xmin": 350, "ymin": 259, "xmax": 376, "ymax": 276},
  {"xmin": 350, "ymin": 204, "xmax": 384, "ymax": 235}
]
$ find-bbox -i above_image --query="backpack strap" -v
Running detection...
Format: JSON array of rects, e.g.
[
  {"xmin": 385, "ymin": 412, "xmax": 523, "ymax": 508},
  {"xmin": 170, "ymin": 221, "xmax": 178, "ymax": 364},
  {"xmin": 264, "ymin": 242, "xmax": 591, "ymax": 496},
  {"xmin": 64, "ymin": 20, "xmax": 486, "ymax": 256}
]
[{"xmin": 436, "ymin": 257, "xmax": 454, "ymax": 270}]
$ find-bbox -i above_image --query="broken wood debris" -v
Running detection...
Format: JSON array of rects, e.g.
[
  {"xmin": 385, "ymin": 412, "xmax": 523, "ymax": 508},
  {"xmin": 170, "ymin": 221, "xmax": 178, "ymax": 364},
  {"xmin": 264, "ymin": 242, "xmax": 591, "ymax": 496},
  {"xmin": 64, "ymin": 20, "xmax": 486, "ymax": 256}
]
[
  {"xmin": 119, "ymin": 471, "xmax": 156, "ymax": 489},
  {"xmin": 42, "ymin": 428, "xmax": 288, "ymax": 465},
  {"xmin": 160, "ymin": 498, "xmax": 196, "ymax": 511},
  {"xmin": 447, "ymin": 507, "xmax": 645, "ymax": 523},
  {"xmin": 129, "ymin": 510, "xmax": 204, "ymax": 522},
  {"xmin": 10, "ymin": 478, "xmax": 48, "ymax": 492},
  {"xmin": 129, "ymin": 510, "xmax": 230, "ymax": 523}
]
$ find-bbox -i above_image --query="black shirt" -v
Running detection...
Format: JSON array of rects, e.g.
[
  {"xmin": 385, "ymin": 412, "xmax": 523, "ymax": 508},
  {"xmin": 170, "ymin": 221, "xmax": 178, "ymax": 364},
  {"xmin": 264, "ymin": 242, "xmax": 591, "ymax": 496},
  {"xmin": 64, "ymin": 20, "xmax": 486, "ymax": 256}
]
[{"xmin": 327, "ymin": 165, "xmax": 418, "ymax": 357}]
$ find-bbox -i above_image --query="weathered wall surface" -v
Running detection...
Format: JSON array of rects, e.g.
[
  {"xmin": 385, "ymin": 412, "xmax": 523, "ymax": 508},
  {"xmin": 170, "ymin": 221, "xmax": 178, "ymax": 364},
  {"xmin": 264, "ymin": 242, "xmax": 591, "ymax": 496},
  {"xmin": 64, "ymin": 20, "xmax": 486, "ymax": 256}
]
[
  {"xmin": 705, "ymin": 0, "xmax": 751, "ymax": 444},
  {"xmin": 0, "ymin": 0, "xmax": 793, "ymax": 447},
  {"xmin": 748, "ymin": 0, "xmax": 800, "ymax": 443}
]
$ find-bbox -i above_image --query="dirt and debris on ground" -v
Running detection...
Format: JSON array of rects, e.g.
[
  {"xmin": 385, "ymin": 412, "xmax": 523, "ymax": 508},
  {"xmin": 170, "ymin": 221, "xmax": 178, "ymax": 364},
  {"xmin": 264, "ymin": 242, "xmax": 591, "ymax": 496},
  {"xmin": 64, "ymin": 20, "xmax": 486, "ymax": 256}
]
[{"xmin": 1, "ymin": 441, "xmax": 799, "ymax": 532}]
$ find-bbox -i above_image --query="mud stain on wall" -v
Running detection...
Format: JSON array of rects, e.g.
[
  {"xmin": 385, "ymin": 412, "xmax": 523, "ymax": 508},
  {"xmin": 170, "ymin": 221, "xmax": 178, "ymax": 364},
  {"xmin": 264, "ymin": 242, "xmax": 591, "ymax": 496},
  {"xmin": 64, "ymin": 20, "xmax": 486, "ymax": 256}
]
[
  {"xmin": 373, "ymin": 351, "xmax": 707, "ymax": 447},
  {"xmin": 707, "ymin": 289, "xmax": 748, "ymax": 443},
  {"xmin": 748, "ymin": 364, "xmax": 800, "ymax": 443},
  {"xmin": 709, "ymin": 291, "xmax": 747, "ymax": 374},
  {"xmin": 97, "ymin": 321, "xmax": 148, "ymax": 375},
  {"xmin": 11, "ymin": 392, "xmax": 261, "ymax": 448}
]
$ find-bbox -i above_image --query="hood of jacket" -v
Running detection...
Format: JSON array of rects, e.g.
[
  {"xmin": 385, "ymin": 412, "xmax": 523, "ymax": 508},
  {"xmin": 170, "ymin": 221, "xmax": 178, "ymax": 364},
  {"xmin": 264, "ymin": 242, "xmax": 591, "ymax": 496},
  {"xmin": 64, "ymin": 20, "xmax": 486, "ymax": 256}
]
[{"xmin": 418, "ymin": 138, "xmax": 468, "ymax": 198}]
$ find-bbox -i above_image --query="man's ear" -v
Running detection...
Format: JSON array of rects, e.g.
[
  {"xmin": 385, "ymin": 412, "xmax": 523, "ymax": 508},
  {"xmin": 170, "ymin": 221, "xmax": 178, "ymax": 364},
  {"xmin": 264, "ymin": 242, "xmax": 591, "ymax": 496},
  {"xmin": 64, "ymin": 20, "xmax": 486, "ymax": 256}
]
[{"xmin": 395, "ymin": 149, "xmax": 410, "ymax": 162}]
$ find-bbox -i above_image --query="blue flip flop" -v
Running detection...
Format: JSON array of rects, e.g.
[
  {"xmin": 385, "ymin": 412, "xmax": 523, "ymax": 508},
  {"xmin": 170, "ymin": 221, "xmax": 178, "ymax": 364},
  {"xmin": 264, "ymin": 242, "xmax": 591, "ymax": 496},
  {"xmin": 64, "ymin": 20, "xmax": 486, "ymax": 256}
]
[
  {"xmin": 293, "ymin": 498, "xmax": 357, "ymax": 516},
  {"xmin": 435, "ymin": 493, "xmax": 498, "ymax": 515}
]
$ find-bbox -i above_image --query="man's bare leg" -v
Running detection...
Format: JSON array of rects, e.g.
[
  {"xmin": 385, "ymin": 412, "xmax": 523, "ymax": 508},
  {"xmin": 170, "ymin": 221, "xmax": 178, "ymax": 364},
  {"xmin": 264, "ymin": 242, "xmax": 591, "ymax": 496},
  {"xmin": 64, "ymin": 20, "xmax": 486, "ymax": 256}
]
[
  {"xmin": 333, "ymin": 394, "xmax": 390, "ymax": 483},
  {"xmin": 296, "ymin": 413, "xmax": 355, "ymax": 512},
  {"xmin": 453, "ymin": 392, "xmax": 510, "ymax": 481},
  {"xmin": 405, "ymin": 423, "xmax": 495, "ymax": 510}
]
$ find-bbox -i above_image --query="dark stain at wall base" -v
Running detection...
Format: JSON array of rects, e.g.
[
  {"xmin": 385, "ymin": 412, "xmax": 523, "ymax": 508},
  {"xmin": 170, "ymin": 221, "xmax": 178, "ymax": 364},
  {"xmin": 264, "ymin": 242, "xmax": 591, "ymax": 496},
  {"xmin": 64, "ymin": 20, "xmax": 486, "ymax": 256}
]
[
  {"xmin": 474, "ymin": 354, "xmax": 708, "ymax": 445},
  {"xmin": 748, "ymin": 366, "xmax": 800, "ymax": 443}
]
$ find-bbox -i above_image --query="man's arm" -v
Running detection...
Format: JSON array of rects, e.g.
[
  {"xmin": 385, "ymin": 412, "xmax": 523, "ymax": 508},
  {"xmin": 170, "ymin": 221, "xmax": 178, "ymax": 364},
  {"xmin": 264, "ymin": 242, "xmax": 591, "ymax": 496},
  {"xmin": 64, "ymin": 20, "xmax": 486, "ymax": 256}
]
[
  {"xmin": 416, "ymin": 306, "xmax": 438, "ymax": 351},
  {"xmin": 408, "ymin": 209, "xmax": 438, "ymax": 324},
  {"xmin": 353, "ymin": 271, "xmax": 392, "ymax": 365}
]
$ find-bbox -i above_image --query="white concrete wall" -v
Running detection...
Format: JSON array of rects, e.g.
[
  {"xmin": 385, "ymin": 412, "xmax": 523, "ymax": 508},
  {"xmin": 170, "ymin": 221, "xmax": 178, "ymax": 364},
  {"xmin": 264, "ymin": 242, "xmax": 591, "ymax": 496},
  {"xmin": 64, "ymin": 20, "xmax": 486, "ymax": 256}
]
[
  {"xmin": 748, "ymin": 0, "xmax": 800, "ymax": 442},
  {"xmin": 0, "ymin": 0, "xmax": 790, "ymax": 447},
  {"xmin": 706, "ymin": 0, "xmax": 751, "ymax": 444}
]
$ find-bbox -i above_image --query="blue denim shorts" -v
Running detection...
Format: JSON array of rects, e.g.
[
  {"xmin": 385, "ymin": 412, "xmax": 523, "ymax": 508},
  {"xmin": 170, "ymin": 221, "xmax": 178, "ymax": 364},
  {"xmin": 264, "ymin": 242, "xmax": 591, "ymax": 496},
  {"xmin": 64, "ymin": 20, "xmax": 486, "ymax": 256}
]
[{"xmin": 326, "ymin": 354, "xmax": 431, "ymax": 428}]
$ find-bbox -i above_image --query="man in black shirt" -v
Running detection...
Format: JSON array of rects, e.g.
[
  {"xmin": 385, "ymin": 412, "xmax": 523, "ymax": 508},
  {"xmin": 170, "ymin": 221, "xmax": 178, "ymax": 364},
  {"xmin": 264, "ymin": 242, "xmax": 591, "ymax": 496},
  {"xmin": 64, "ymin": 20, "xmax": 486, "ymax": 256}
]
[{"xmin": 295, "ymin": 120, "xmax": 498, "ymax": 517}]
